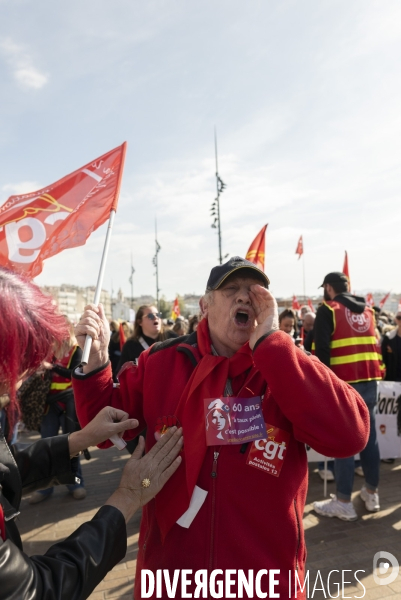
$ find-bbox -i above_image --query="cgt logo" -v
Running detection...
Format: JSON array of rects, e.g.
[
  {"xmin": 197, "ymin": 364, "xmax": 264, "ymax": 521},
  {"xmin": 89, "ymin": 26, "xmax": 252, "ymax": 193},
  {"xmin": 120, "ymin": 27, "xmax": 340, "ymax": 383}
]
[
  {"xmin": 1, "ymin": 195, "xmax": 72, "ymax": 264},
  {"xmin": 373, "ymin": 551, "xmax": 399, "ymax": 585},
  {"xmin": 255, "ymin": 437, "xmax": 287, "ymax": 461},
  {"xmin": 345, "ymin": 308, "xmax": 371, "ymax": 333},
  {"xmin": 246, "ymin": 424, "xmax": 291, "ymax": 478}
]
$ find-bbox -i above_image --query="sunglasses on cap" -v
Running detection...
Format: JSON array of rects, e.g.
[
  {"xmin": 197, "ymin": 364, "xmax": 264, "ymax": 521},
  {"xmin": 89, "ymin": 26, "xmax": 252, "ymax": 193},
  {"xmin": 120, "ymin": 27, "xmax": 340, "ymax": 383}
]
[{"xmin": 145, "ymin": 313, "xmax": 161, "ymax": 321}]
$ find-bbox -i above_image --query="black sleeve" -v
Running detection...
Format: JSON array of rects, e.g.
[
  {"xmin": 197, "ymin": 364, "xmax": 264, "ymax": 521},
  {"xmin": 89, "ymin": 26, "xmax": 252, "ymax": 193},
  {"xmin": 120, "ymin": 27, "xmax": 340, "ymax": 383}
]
[
  {"xmin": 51, "ymin": 347, "xmax": 83, "ymax": 379},
  {"xmin": 381, "ymin": 337, "xmax": 389, "ymax": 370},
  {"xmin": 117, "ymin": 340, "xmax": 142, "ymax": 372},
  {"xmin": 314, "ymin": 304, "xmax": 334, "ymax": 368},
  {"xmin": 0, "ymin": 505, "xmax": 126, "ymax": 600},
  {"xmin": 11, "ymin": 435, "xmax": 76, "ymax": 495},
  {"xmin": 303, "ymin": 329, "xmax": 314, "ymax": 353}
]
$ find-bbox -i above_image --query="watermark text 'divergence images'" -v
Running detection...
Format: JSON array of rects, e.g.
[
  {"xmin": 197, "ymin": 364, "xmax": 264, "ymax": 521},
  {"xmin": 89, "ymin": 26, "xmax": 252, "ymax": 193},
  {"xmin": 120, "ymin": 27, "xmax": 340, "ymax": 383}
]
[
  {"xmin": 141, "ymin": 553, "xmax": 399, "ymax": 598},
  {"xmin": 142, "ymin": 568, "xmax": 364, "ymax": 598}
]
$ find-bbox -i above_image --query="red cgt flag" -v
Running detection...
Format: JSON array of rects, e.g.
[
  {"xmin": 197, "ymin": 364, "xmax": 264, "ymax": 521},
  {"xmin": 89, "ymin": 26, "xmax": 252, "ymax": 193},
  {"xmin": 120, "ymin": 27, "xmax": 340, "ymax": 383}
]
[
  {"xmin": 0, "ymin": 142, "xmax": 127, "ymax": 278},
  {"xmin": 292, "ymin": 295, "xmax": 300, "ymax": 310},
  {"xmin": 379, "ymin": 292, "xmax": 390, "ymax": 310},
  {"xmin": 342, "ymin": 251, "xmax": 351, "ymax": 291},
  {"xmin": 245, "ymin": 224, "xmax": 268, "ymax": 271},
  {"xmin": 295, "ymin": 235, "xmax": 303, "ymax": 260},
  {"xmin": 308, "ymin": 298, "xmax": 315, "ymax": 313}
]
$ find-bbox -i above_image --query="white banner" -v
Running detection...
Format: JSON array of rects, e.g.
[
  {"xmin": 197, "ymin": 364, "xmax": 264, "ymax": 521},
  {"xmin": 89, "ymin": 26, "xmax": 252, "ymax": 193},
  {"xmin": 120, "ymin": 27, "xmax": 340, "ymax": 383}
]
[
  {"xmin": 307, "ymin": 381, "xmax": 401, "ymax": 462},
  {"xmin": 376, "ymin": 381, "xmax": 401, "ymax": 459}
]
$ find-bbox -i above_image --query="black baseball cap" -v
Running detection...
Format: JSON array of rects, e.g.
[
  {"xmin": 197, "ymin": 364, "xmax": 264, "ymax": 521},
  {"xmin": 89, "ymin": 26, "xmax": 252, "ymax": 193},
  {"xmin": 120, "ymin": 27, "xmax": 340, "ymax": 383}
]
[
  {"xmin": 206, "ymin": 256, "xmax": 270, "ymax": 291},
  {"xmin": 319, "ymin": 272, "xmax": 349, "ymax": 288}
]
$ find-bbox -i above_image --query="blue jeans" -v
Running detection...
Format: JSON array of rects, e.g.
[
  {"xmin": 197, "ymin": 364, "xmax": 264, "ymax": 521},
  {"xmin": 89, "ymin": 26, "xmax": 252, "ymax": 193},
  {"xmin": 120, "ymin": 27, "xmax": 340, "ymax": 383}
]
[
  {"xmin": 335, "ymin": 381, "xmax": 380, "ymax": 501},
  {"xmin": 38, "ymin": 402, "xmax": 84, "ymax": 496}
]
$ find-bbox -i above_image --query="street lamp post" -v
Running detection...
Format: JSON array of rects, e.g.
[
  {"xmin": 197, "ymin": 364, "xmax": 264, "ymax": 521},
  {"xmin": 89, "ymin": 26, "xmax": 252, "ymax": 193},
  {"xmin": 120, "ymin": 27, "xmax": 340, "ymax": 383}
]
[
  {"xmin": 210, "ymin": 129, "xmax": 227, "ymax": 265},
  {"xmin": 129, "ymin": 252, "xmax": 135, "ymax": 309},
  {"xmin": 152, "ymin": 220, "xmax": 161, "ymax": 311}
]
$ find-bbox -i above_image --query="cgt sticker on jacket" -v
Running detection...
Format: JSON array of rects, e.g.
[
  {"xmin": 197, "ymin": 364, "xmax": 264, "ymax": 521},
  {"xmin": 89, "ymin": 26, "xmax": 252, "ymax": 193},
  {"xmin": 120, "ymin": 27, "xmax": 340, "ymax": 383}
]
[{"xmin": 246, "ymin": 424, "xmax": 291, "ymax": 477}]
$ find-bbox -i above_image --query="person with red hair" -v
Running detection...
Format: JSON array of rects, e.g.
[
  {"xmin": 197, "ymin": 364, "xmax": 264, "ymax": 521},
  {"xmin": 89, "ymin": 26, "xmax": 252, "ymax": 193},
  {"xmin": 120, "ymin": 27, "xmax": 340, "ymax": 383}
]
[{"xmin": 0, "ymin": 267, "xmax": 183, "ymax": 600}]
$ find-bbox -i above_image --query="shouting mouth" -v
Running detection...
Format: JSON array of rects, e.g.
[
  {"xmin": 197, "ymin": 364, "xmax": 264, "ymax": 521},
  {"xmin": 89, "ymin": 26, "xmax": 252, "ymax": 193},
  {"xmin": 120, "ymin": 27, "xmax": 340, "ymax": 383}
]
[{"xmin": 234, "ymin": 308, "xmax": 251, "ymax": 327}]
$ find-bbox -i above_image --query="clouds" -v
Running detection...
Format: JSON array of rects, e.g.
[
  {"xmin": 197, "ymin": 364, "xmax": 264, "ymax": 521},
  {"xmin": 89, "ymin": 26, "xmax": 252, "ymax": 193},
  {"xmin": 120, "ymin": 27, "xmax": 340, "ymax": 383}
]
[
  {"xmin": 0, "ymin": 38, "xmax": 48, "ymax": 89},
  {"xmin": 0, "ymin": 1, "xmax": 400, "ymax": 299},
  {"xmin": 1, "ymin": 181, "xmax": 42, "ymax": 200}
]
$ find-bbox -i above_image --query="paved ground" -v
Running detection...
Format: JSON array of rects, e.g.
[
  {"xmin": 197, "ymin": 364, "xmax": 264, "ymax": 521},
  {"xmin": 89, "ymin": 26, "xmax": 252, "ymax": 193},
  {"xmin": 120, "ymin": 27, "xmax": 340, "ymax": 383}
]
[{"xmin": 17, "ymin": 432, "xmax": 401, "ymax": 599}]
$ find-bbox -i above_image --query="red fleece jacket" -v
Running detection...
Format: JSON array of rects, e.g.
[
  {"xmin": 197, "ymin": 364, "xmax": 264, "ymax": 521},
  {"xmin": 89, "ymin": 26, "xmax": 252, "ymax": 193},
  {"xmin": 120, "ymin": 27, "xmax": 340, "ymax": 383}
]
[{"xmin": 72, "ymin": 330, "xmax": 369, "ymax": 600}]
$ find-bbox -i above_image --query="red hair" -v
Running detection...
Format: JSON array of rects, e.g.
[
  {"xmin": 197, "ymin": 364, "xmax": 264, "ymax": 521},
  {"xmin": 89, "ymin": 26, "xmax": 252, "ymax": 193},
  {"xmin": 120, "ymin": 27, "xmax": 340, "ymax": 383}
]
[{"xmin": 0, "ymin": 267, "xmax": 69, "ymax": 433}]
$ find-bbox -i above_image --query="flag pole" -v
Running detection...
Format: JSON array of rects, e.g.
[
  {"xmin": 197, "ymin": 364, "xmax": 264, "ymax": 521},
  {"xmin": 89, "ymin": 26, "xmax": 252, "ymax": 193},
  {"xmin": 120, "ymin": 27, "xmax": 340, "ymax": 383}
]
[
  {"xmin": 129, "ymin": 252, "xmax": 135, "ymax": 309},
  {"xmin": 210, "ymin": 128, "xmax": 226, "ymax": 264},
  {"xmin": 81, "ymin": 209, "xmax": 116, "ymax": 364},
  {"xmin": 153, "ymin": 219, "xmax": 161, "ymax": 312},
  {"xmin": 81, "ymin": 141, "xmax": 127, "ymax": 366},
  {"xmin": 215, "ymin": 129, "xmax": 223, "ymax": 265},
  {"xmin": 302, "ymin": 253, "xmax": 306, "ymax": 301}
]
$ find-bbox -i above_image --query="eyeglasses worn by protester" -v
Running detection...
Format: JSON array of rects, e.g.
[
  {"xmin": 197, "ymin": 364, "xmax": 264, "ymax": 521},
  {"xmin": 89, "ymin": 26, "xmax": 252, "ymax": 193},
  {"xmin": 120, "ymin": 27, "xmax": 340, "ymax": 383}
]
[{"xmin": 145, "ymin": 313, "xmax": 161, "ymax": 321}]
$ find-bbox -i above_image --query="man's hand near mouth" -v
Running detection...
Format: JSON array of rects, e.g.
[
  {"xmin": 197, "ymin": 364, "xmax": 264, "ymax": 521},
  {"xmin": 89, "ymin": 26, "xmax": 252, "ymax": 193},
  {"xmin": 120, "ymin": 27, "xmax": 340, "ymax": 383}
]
[{"xmin": 249, "ymin": 284, "xmax": 279, "ymax": 349}]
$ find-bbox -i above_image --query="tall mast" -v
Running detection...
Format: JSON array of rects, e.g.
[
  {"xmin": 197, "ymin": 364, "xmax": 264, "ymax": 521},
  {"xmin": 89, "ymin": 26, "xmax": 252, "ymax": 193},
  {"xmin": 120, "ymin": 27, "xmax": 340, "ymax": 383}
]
[
  {"xmin": 210, "ymin": 128, "xmax": 226, "ymax": 264},
  {"xmin": 129, "ymin": 252, "xmax": 135, "ymax": 309},
  {"xmin": 153, "ymin": 219, "xmax": 161, "ymax": 311}
]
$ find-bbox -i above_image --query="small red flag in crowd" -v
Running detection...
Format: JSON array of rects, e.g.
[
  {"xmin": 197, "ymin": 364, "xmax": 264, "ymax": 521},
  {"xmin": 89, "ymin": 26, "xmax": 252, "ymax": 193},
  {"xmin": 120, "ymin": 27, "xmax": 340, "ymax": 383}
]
[
  {"xmin": 308, "ymin": 299, "xmax": 315, "ymax": 313},
  {"xmin": 0, "ymin": 142, "xmax": 127, "ymax": 278},
  {"xmin": 245, "ymin": 224, "xmax": 268, "ymax": 271},
  {"xmin": 171, "ymin": 298, "xmax": 180, "ymax": 320},
  {"xmin": 366, "ymin": 293, "xmax": 374, "ymax": 307},
  {"xmin": 295, "ymin": 235, "xmax": 303, "ymax": 260},
  {"xmin": 119, "ymin": 322, "xmax": 126, "ymax": 351},
  {"xmin": 379, "ymin": 292, "xmax": 390, "ymax": 309},
  {"xmin": 292, "ymin": 295, "xmax": 300, "ymax": 310},
  {"xmin": 342, "ymin": 251, "xmax": 351, "ymax": 290}
]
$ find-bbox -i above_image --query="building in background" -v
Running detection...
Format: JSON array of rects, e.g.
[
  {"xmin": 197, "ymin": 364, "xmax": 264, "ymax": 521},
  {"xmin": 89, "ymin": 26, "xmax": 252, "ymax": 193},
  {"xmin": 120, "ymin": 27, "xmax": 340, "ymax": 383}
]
[
  {"xmin": 40, "ymin": 285, "xmax": 401, "ymax": 326},
  {"xmin": 182, "ymin": 294, "xmax": 202, "ymax": 317},
  {"xmin": 111, "ymin": 288, "xmax": 131, "ymax": 321},
  {"xmin": 41, "ymin": 285, "xmax": 112, "ymax": 324}
]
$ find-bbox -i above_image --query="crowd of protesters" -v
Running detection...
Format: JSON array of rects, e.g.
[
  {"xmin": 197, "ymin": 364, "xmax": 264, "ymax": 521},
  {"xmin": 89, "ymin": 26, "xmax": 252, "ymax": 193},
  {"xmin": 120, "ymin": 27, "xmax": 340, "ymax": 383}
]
[
  {"xmin": 1, "ymin": 259, "xmax": 401, "ymax": 599},
  {"xmin": 277, "ymin": 297, "xmax": 401, "ymax": 383},
  {"xmin": 2, "ymin": 288, "xmax": 401, "ymax": 498}
]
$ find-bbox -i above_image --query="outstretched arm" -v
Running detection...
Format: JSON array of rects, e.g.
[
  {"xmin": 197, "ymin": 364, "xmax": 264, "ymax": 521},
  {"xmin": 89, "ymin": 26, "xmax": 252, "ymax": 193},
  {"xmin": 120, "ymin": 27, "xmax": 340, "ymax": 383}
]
[{"xmin": 0, "ymin": 427, "xmax": 182, "ymax": 600}]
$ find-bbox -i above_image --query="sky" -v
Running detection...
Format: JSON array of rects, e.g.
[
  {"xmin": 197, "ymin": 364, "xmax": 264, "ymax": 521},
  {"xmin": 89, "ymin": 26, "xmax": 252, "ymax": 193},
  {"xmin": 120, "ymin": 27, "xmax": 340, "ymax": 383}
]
[{"xmin": 0, "ymin": 0, "xmax": 400, "ymax": 300}]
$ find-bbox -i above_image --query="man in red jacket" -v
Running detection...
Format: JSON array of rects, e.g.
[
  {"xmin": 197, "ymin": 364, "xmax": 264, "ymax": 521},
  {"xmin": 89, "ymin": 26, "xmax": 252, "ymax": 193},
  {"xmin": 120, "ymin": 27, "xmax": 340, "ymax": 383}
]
[{"xmin": 73, "ymin": 257, "xmax": 369, "ymax": 599}]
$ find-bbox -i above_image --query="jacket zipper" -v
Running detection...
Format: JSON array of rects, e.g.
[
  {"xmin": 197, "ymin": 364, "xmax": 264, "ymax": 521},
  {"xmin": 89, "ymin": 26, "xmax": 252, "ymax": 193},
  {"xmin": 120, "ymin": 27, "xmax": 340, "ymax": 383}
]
[
  {"xmin": 294, "ymin": 498, "xmax": 300, "ymax": 571},
  {"xmin": 209, "ymin": 449, "xmax": 220, "ymax": 572}
]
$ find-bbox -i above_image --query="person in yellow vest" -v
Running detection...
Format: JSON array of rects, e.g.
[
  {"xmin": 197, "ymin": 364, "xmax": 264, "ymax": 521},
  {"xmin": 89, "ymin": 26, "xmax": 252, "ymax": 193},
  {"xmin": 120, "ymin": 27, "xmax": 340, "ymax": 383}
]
[
  {"xmin": 29, "ymin": 325, "xmax": 85, "ymax": 504},
  {"xmin": 312, "ymin": 272, "xmax": 382, "ymax": 521}
]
